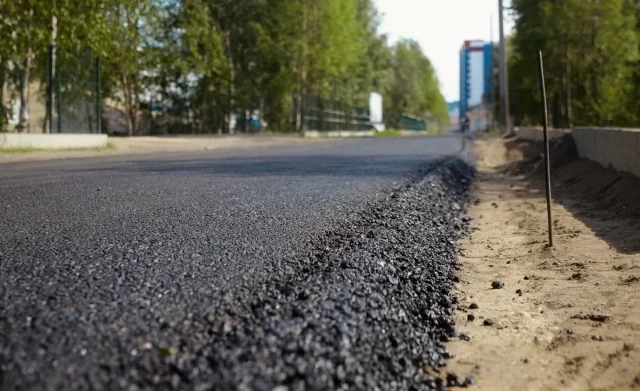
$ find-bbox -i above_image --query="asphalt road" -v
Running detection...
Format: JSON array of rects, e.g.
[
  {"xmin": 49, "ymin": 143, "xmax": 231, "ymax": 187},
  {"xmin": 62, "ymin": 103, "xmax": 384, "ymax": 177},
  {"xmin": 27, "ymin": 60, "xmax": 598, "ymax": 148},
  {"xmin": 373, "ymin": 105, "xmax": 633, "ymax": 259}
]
[{"xmin": 0, "ymin": 135, "xmax": 467, "ymax": 390}]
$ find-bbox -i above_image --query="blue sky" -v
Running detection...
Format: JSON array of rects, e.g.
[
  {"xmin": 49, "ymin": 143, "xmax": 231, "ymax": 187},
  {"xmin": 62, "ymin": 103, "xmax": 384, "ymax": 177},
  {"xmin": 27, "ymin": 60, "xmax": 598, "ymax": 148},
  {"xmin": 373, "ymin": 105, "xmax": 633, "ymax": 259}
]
[{"xmin": 374, "ymin": 0, "xmax": 514, "ymax": 102}]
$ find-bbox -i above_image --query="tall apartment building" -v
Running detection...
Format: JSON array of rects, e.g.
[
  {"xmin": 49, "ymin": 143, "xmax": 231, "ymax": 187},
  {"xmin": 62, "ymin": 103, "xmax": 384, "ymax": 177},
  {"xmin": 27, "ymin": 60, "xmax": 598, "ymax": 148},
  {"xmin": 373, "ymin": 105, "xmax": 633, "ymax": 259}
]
[{"xmin": 459, "ymin": 40, "xmax": 493, "ymax": 123}]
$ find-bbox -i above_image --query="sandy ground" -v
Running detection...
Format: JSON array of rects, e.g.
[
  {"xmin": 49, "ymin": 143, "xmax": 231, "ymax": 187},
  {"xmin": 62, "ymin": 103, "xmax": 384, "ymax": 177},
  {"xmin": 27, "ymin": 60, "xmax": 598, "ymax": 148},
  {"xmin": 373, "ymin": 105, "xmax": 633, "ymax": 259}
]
[
  {"xmin": 447, "ymin": 137, "xmax": 640, "ymax": 390},
  {"xmin": 0, "ymin": 134, "xmax": 310, "ymax": 163}
]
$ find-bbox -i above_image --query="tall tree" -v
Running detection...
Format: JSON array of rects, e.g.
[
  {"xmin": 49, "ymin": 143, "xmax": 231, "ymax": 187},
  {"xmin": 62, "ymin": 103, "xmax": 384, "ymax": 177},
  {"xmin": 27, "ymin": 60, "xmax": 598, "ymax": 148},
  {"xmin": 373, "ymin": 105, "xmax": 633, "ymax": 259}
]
[
  {"xmin": 384, "ymin": 39, "xmax": 448, "ymax": 129},
  {"xmin": 510, "ymin": 0, "xmax": 637, "ymax": 127}
]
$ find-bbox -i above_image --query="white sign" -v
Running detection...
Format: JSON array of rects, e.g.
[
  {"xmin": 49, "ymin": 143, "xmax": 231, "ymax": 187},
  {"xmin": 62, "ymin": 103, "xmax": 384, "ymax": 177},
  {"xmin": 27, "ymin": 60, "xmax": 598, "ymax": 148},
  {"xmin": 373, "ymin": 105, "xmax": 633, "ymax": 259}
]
[{"xmin": 369, "ymin": 92, "xmax": 383, "ymax": 125}]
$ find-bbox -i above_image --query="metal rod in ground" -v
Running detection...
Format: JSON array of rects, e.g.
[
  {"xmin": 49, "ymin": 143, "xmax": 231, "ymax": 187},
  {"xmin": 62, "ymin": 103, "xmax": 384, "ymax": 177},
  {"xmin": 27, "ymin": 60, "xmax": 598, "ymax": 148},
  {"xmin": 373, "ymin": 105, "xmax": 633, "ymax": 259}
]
[{"xmin": 537, "ymin": 50, "xmax": 554, "ymax": 247}]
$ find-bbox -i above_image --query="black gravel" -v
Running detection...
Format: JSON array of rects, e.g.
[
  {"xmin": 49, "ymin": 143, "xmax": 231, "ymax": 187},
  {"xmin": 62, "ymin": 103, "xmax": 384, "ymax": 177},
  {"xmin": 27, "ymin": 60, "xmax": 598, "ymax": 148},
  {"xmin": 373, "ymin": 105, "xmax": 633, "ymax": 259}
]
[{"xmin": 0, "ymin": 138, "xmax": 474, "ymax": 390}]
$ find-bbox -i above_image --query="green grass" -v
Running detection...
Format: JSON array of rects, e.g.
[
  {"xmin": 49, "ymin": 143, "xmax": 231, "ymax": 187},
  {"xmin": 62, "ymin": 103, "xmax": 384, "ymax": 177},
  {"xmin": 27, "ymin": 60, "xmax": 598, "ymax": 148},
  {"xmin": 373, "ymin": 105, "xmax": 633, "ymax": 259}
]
[
  {"xmin": 0, "ymin": 142, "xmax": 116, "ymax": 154},
  {"xmin": 374, "ymin": 129, "xmax": 403, "ymax": 137}
]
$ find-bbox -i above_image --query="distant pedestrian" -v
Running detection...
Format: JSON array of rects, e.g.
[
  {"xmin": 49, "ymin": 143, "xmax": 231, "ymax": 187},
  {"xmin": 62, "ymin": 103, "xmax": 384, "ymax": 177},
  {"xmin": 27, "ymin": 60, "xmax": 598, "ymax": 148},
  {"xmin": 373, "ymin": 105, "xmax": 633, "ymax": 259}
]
[{"xmin": 461, "ymin": 117, "xmax": 470, "ymax": 133}]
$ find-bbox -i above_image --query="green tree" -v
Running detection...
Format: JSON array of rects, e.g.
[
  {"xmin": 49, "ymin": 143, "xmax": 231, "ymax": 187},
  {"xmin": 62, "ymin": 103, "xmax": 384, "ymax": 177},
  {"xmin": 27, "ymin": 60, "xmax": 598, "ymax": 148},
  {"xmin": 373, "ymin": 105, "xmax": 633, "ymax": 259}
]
[
  {"xmin": 256, "ymin": 0, "xmax": 363, "ymax": 133},
  {"xmin": 384, "ymin": 39, "xmax": 448, "ymax": 129},
  {"xmin": 509, "ymin": 0, "xmax": 637, "ymax": 127}
]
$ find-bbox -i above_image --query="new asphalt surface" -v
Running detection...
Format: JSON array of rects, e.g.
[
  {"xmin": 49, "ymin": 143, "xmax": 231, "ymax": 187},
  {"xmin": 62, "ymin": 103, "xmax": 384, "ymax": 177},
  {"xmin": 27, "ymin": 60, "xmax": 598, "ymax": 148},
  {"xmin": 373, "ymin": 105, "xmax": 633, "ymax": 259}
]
[{"xmin": 0, "ymin": 136, "xmax": 472, "ymax": 390}]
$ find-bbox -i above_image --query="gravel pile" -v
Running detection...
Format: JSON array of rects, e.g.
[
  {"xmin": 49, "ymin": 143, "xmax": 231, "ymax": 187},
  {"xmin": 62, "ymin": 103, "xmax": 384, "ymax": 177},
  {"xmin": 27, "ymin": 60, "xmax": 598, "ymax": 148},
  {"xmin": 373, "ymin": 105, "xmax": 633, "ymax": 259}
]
[{"xmin": 1, "ymin": 157, "xmax": 474, "ymax": 390}]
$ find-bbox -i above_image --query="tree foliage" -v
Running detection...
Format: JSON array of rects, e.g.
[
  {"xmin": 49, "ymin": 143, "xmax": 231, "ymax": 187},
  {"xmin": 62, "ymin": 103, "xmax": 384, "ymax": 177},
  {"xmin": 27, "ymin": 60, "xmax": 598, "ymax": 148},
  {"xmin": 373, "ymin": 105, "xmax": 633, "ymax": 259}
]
[
  {"xmin": 1, "ymin": 0, "xmax": 447, "ymax": 133},
  {"xmin": 509, "ymin": 0, "xmax": 638, "ymax": 127},
  {"xmin": 385, "ymin": 40, "xmax": 448, "ymax": 129}
]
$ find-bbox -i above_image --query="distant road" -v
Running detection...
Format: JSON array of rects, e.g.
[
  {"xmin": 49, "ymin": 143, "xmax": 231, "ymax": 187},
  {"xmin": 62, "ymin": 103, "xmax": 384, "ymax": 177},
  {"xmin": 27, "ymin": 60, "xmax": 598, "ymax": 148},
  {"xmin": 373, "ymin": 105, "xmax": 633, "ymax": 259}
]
[{"xmin": 0, "ymin": 135, "xmax": 464, "ymax": 389}]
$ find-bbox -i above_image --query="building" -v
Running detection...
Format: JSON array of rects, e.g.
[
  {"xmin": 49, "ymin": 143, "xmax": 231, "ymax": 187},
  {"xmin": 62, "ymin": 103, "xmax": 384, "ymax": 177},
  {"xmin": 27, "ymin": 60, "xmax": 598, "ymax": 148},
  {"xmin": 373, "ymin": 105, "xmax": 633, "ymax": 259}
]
[{"xmin": 459, "ymin": 40, "xmax": 493, "ymax": 130}]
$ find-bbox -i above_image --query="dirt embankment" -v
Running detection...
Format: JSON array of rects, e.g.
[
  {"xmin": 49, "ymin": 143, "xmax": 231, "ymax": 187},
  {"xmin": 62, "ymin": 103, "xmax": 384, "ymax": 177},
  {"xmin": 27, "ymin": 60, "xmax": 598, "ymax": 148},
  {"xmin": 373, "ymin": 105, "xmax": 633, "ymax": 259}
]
[{"xmin": 447, "ymin": 136, "xmax": 640, "ymax": 390}]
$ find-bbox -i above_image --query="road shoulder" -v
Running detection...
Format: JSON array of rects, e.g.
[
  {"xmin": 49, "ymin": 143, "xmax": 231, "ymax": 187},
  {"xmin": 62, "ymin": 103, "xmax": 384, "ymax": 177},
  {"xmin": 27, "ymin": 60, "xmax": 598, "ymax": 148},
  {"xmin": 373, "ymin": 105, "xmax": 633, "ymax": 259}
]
[
  {"xmin": 447, "ymin": 137, "xmax": 640, "ymax": 390},
  {"xmin": 0, "ymin": 135, "xmax": 310, "ymax": 163}
]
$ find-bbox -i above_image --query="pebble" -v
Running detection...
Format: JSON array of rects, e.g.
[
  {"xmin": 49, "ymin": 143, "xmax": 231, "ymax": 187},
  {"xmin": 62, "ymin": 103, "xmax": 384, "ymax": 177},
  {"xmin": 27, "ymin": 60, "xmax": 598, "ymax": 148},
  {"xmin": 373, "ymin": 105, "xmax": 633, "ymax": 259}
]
[
  {"xmin": 483, "ymin": 319, "xmax": 494, "ymax": 326},
  {"xmin": 467, "ymin": 314, "xmax": 475, "ymax": 322},
  {"xmin": 492, "ymin": 281, "xmax": 504, "ymax": 289},
  {"xmin": 468, "ymin": 303, "xmax": 478, "ymax": 309},
  {"xmin": 516, "ymin": 289, "xmax": 524, "ymax": 296},
  {"xmin": 446, "ymin": 373, "xmax": 462, "ymax": 387}
]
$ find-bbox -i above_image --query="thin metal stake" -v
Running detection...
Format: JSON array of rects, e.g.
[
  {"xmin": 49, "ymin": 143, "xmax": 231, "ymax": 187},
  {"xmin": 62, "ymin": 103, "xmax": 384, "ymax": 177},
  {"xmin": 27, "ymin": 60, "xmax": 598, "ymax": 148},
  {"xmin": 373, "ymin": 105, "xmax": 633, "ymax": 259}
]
[{"xmin": 537, "ymin": 50, "xmax": 554, "ymax": 247}]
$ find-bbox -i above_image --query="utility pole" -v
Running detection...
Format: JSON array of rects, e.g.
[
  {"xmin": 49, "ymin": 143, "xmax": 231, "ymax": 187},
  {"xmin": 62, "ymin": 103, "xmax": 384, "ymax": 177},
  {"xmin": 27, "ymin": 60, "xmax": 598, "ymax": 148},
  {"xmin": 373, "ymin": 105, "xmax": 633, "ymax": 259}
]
[
  {"xmin": 490, "ymin": 15, "xmax": 496, "ymax": 130},
  {"xmin": 498, "ymin": 0, "xmax": 511, "ymax": 133}
]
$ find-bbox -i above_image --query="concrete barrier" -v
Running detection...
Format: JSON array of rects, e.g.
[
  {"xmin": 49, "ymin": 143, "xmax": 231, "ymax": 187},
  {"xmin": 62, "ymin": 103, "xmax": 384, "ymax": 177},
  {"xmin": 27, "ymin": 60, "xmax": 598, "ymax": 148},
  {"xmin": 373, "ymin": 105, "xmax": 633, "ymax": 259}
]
[
  {"xmin": 573, "ymin": 127, "xmax": 640, "ymax": 178},
  {"xmin": 515, "ymin": 127, "xmax": 570, "ymax": 142},
  {"xmin": 0, "ymin": 133, "xmax": 109, "ymax": 150},
  {"xmin": 517, "ymin": 127, "xmax": 640, "ymax": 178}
]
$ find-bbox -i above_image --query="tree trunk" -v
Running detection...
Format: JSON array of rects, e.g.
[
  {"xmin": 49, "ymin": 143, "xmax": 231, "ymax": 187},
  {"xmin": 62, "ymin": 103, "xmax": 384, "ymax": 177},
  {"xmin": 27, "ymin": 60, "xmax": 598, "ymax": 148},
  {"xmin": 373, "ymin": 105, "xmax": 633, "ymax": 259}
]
[
  {"xmin": 0, "ymin": 58, "xmax": 6, "ymax": 130},
  {"xmin": 565, "ymin": 44, "xmax": 572, "ymax": 128},
  {"xmin": 121, "ymin": 72, "xmax": 134, "ymax": 136},
  {"xmin": 225, "ymin": 33, "xmax": 235, "ymax": 135},
  {"xmin": 200, "ymin": 78, "xmax": 207, "ymax": 133},
  {"xmin": 297, "ymin": 0, "xmax": 308, "ymax": 136},
  {"xmin": 132, "ymin": 72, "xmax": 139, "ymax": 135},
  {"xmin": 18, "ymin": 49, "xmax": 33, "ymax": 133},
  {"xmin": 85, "ymin": 101, "xmax": 93, "ymax": 133}
]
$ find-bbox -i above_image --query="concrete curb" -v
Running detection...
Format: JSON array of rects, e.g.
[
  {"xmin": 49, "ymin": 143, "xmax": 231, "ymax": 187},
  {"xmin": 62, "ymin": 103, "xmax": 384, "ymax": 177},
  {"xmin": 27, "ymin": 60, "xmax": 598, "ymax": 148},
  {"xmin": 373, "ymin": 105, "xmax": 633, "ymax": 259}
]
[
  {"xmin": 516, "ymin": 127, "xmax": 640, "ymax": 178},
  {"xmin": 0, "ymin": 134, "xmax": 108, "ymax": 150},
  {"xmin": 304, "ymin": 130, "xmax": 375, "ymax": 138}
]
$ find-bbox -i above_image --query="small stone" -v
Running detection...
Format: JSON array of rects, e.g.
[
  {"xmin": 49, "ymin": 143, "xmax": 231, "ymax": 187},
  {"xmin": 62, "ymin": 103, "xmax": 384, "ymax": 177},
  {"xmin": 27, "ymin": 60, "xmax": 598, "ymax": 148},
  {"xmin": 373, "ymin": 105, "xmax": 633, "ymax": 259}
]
[
  {"xmin": 567, "ymin": 329, "xmax": 575, "ymax": 335},
  {"xmin": 458, "ymin": 333, "xmax": 470, "ymax": 342},
  {"xmin": 464, "ymin": 376, "xmax": 475, "ymax": 386},
  {"xmin": 446, "ymin": 373, "xmax": 462, "ymax": 387},
  {"xmin": 468, "ymin": 302, "xmax": 478, "ymax": 309},
  {"xmin": 524, "ymin": 276, "xmax": 530, "ymax": 280},
  {"xmin": 516, "ymin": 289, "xmax": 524, "ymax": 296},
  {"xmin": 492, "ymin": 281, "xmax": 504, "ymax": 289},
  {"xmin": 467, "ymin": 314, "xmax": 475, "ymax": 322},
  {"xmin": 483, "ymin": 319, "xmax": 494, "ymax": 326}
]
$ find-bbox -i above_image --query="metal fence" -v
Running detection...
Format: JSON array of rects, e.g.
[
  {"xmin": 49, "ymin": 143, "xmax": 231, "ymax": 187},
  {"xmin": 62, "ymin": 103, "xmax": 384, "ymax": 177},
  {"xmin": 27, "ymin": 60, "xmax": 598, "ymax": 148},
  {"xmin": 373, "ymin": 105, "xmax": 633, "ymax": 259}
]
[
  {"xmin": 50, "ymin": 49, "xmax": 102, "ymax": 134},
  {"xmin": 386, "ymin": 113, "xmax": 428, "ymax": 131},
  {"xmin": 2, "ymin": 48, "xmax": 101, "ymax": 134},
  {"xmin": 298, "ymin": 95, "xmax": 373, "ymax": 131}
]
